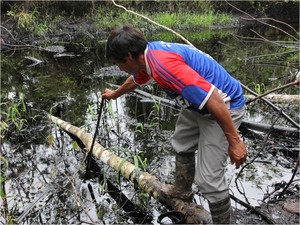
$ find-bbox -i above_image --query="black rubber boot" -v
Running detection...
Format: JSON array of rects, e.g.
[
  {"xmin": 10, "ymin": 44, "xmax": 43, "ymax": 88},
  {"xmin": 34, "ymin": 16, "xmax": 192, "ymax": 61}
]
[
  {"xmin": 208, "ymin": 195, "xmax": 235, "ymax": 224},
  {"xmin": 160, "ymin": 152, "xmax": 195, "ymax": 202}
]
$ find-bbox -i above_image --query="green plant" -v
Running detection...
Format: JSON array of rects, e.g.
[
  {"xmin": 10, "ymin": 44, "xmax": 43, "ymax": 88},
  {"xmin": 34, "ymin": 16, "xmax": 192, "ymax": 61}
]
[
  {"xmin": 0, "ymin": 156, "xmax": 8, "ymax": 199},
  {"xmin": 6, "ymin": 6, "xmax": 52, "ymax": 36},
  {"xmin": 134, "ymin": 122, "xmax": 144, "ymax": 135},
  {"xmin": 252, "ymin": 82, "xmax": 266, "ymax": 94},
  {"xmin": 7, "ymin": 7, "xmax": 39, "ymax": 30},
  {"xmin": 0, "ymin": 155, "xmax": 11, "ymax": 223},
  {"xmin": 147, "ymin": 100, "xmax": 161, "ymax": 128},
  {"xmin": 107, "ymin": 100, "xmax": 115, "ymax": 118},
  {"xmin": 87, "ymin": 104, "xmax": 95, "ymax": 120},
  {"xmin": 112, "ymin": 147, "xmax": 150, "ymax": 209},
  {"xmin": 113, "ymin": 147, "xmax": 148, "ymax": 175},
  {"xmin": 0, "ymin": 95, "xmax": 29, "ymax": 133}
]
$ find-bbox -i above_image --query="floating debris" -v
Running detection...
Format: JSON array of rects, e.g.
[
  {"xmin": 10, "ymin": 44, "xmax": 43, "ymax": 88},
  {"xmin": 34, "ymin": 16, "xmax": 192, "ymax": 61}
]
[
  {"xmin": 43, "ymin": 45, "xmax": 65, "ymax": 53},
  {"xmin": 24, "ymin": 56, "xmax": 45, "ymax": 67},
  {"xmin": 53, "ymin": 52, "xmax": 76, "ymax": 58}
]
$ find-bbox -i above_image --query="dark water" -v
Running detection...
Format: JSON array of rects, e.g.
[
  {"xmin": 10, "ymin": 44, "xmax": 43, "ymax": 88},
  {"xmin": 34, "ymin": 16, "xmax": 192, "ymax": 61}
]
[{"xmin": 1, "ymin": 26, "xmax": 299, "ymax": 224}]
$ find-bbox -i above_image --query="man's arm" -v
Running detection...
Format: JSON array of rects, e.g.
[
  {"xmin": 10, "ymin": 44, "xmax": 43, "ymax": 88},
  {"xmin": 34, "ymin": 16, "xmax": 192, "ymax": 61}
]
[
  {"xmin": 205, "ymin": 88, "xmax": 247, "ymax": 169},
  {"xmin": 102, "ymin": 76, "xmax": 138, "ymax": 100}
]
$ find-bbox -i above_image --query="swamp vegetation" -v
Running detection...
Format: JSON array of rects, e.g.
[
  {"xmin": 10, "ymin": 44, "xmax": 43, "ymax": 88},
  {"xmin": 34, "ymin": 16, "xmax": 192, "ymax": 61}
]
[{"xmin": 1, "ymin": 1, "xmax": 299, "ymax": 224}]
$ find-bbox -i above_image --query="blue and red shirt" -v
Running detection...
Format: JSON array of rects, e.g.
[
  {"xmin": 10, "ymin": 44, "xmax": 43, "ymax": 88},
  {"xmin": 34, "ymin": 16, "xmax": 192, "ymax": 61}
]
[{"xmin": 133, "ymin": 41, "xmax": 245, "ymax": 113}]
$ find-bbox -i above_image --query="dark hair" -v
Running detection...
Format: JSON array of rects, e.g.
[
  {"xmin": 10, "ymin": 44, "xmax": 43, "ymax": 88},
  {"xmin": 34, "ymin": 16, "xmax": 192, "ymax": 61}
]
[{"xmin": 106, "ymin": 25, "xmax": 148, "ymax": 63}]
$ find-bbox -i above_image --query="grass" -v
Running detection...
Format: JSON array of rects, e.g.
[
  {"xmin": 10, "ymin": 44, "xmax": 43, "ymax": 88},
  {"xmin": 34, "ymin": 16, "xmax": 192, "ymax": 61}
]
[
  {"xmin": 154, "ymin": 11, "xmax": 234, "ymax": 28},
  {"xmin": 5, "ymin": 3, "xmax": 235, "ymax": 41}
]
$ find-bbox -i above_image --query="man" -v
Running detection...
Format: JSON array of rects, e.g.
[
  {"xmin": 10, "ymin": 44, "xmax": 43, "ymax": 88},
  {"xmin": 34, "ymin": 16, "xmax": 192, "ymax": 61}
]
[{"xmin": 102, "ymin": 25, "xmax": 247, "ymax": 224}]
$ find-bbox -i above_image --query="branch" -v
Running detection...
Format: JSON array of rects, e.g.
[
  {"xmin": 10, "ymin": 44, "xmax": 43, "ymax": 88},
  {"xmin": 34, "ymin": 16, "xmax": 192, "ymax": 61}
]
[
  {"xmin": 277, "ymin": 155, "xmax": 300, "ymax": 199},
  {"xmin": 225, "ymin": 1, "xmax": 299, "ymax": 42},
  {"xmin": 235, "ymin": 110, "xmax": 282, "ymax": 200},
  {"xmin": 241, "ymin": 83, "xmax": 300, "ymax": 129}
]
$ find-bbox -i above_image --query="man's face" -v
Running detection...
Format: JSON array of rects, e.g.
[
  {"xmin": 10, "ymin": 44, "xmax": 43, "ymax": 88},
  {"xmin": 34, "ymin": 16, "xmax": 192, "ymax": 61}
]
[{"xmin": 113, "ymin": 52, "xmax": 142, "ymax": 75}]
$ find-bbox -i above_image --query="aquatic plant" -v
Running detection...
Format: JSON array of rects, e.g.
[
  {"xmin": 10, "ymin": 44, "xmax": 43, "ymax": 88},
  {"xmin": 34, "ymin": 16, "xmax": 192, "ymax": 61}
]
[{"xmin": 0, "ymin": 93, "xmax": 30, "ymax": 135}]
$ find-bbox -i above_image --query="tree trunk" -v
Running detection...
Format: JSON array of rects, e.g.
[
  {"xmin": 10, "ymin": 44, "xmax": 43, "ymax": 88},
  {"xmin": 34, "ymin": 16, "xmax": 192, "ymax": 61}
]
[{"xmin": 49, "ymin": 115, "xmax": 212, "ymax": 224}]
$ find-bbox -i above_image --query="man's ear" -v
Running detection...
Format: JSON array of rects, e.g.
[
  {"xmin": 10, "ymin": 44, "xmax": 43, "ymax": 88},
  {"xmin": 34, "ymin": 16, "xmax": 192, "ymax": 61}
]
[{"xmin": 127, "ymin": 52, "xmax": 133, "ymax": 60}]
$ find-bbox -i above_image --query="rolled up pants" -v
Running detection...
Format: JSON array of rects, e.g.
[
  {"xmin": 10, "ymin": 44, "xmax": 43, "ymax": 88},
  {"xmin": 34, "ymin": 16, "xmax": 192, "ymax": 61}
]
[{"xmin": 171, "ymin": 106, "xmax": 246, "ymax": 203}]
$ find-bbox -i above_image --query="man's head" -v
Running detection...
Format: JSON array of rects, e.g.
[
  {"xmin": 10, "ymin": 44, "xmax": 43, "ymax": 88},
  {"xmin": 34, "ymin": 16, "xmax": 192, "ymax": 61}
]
[{"xmin": 106, "ymin": 25, "xmax": 147, "ymax": 63}]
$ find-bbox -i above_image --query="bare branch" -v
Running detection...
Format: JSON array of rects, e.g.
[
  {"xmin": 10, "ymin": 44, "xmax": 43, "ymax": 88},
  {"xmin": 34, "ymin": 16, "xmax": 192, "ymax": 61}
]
[
  {"xmin": 235, "ymin": 110, "xmax": 282, "ymax": 201},
  {"xmin": 225, "ymin": 1, "xmax": 299, "ymax": 42}
]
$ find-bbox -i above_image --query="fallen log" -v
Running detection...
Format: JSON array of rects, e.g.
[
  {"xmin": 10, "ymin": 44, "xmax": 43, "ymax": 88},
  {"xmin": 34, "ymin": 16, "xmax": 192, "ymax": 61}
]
[
  {"xmin": 49, "ymin": 115, "xmax": 212, "ymax": 224},
  {"xmin": 245, "ymin": 94, "xmax": 299, "ymax": 104}
]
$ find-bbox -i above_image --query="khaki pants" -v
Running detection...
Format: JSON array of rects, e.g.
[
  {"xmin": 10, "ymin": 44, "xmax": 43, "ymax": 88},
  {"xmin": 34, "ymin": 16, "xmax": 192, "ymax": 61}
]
[{"xmin": 171, "ymin": 106, "xmax": 246, "ymax": 203}]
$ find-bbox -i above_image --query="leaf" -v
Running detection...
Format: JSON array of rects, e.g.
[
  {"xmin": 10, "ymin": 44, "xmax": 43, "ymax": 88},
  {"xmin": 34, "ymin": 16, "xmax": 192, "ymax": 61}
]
[
  {"xmin": 118, "ymin": 156, "xmax": 130, "ymax": 172},
  {"xmin": 0, "ymin": 176, "xmax": 6, "ymax": 199},
  {"xmin": 71, "ymin": 141, "xmax": 80, "ymax": 151}
]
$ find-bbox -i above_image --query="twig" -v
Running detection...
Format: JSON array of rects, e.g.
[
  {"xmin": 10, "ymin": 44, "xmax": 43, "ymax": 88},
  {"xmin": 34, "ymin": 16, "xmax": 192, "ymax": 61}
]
[
  {"xmin": 225, "ymin": 1, "xmax": 299, "ymax": 42},
  {"xmin": 250, "ymin": 28, "xmax": 299, "ymax": 48},
  {"xmin": 242, "ymin": 50, "xmax": 299, "ymax": 61},
  {"xmin": 1, "ymin": 25, "xmax": 43, "ymax": 50},
  {"xmin": 62, "ymin": 170, "xmax": 95, "ymax": 224},
  {"xmin": 243, "ymin": 17, "xmax": 299, "ymax": 38},
  {"xmin": 246, "ymin": 80, "xmax": 299, "ymax": 104},
  {"xmin": 277, "ymin": 155, "xmax": 300, "ymax": 199},
  {"xmin": 235, "ymin": 110, "xmax": 282, "ymax": 200},
  {"xmin": 230, "ymin": 194, "xmax": 275, "ymax": 224}
]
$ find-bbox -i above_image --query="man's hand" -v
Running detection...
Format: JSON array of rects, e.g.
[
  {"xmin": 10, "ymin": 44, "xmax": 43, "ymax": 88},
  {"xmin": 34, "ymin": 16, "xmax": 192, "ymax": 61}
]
[
  {"xmin": 228, "ymin": 138, "xmax": 247, "ymax": 169},
  {"xmin": 102, "ymin": 88, "xmax": 116, "ymax": 100},
  {"xmin": 101, "ymin": 76, "xmax": 138, "ymax": 100}
]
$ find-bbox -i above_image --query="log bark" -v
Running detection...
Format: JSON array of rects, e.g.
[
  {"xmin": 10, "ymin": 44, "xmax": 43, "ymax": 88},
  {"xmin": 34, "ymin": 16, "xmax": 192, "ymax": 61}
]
[
  {"xmin": 49, "ymin": 115, "xmax": 212, "ymax": 224},
  {"xmin": 245, "ymin": 94, "xmax": 299, "ymax": 104}
]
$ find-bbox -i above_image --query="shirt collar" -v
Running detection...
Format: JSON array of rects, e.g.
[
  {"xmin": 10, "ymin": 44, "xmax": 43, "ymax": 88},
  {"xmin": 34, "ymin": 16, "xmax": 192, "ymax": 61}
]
[{"xmin": 144, "ymin": 45, "xmax": 152, "ymax": 76}]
